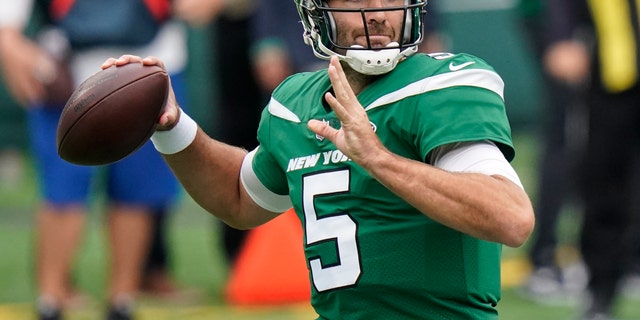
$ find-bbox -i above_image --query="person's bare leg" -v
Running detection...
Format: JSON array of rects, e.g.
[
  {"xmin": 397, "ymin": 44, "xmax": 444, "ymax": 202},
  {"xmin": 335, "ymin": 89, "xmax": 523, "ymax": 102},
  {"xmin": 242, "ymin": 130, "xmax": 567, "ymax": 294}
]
[
  {"xmin": 106, "ymin": 204, "xmax": 153, "ymax": 302},
  {"xmin": 36, "ymin": 203, "xmax": 86, "ymax": 306}
]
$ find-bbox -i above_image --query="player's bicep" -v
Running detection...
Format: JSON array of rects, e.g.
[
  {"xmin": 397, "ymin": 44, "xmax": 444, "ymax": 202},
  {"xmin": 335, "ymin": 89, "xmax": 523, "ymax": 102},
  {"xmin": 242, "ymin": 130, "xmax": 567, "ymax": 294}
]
[{"xmin": 240, "ymin": 147, "xmax": 293, "ymax": 213}]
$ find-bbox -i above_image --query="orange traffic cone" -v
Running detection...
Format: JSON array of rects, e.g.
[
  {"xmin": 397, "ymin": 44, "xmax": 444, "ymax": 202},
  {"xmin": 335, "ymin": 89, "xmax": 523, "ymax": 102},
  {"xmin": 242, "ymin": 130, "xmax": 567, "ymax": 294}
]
[{"xmin": 224, "ymin": 208, "xmax": 311, "ymax": 305}]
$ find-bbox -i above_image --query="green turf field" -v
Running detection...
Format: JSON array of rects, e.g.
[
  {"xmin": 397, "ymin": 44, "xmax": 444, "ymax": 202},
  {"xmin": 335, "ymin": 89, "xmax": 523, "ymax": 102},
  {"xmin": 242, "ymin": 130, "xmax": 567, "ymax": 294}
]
[{"xmin": 1, "ymin": 132, "xmax": 639, "ymax": 319}]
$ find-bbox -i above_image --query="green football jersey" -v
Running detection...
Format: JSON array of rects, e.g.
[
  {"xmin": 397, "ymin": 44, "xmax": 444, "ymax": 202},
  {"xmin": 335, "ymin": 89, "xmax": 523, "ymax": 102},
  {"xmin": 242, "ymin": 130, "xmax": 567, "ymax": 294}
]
[{"xmin": 250, "ymin": 52, "xmax": 514, "ymax": 319}]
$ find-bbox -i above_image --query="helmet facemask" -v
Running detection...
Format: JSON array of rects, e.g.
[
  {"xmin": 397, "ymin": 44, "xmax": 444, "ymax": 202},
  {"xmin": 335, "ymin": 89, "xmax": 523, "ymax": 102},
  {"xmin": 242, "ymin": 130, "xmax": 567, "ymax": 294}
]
[{"xmin": 295, "ymin": 0, "xmax": 426, "ymax": 75}]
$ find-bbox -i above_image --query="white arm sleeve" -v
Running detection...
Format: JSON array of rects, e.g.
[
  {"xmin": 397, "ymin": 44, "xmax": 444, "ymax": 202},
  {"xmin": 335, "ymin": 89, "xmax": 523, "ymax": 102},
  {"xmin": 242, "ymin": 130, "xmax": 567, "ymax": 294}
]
[
  {"xmin": 241, "ymin": 141, "xmax": 523, "ymax": 212},
  {"xmin": 430, "ymin": 141, "xmax": 524, "ymax": 189},
  {"xmin": 240, "ymin": 147, "xmax": 293, "ymax": 213},
  {"xmin": 0, "ymin": 0, "xmax": 34, "ymax": 29}
]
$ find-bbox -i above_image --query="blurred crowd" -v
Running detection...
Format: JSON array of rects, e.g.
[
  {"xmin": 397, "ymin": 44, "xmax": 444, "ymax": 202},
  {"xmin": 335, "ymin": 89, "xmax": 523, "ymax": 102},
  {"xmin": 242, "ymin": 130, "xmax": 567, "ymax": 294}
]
[{"xmin": 0, "ymin": 0, "xmax": 639, "ymax": 320}]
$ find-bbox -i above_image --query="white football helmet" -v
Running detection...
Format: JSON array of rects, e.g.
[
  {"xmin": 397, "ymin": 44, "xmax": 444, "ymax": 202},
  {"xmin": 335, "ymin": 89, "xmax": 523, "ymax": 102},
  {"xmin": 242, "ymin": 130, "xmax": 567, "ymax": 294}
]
[{"xmin": 294, "ymin": 0, "xmax": 427, "ymax": 75}]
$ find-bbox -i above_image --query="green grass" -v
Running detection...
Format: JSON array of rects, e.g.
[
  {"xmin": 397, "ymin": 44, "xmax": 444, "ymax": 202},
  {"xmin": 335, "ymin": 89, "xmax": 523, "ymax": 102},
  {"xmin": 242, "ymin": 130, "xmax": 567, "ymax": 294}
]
[{"xmin": 1, "ymin": 131, "xmax": 639, "ymax": 319}]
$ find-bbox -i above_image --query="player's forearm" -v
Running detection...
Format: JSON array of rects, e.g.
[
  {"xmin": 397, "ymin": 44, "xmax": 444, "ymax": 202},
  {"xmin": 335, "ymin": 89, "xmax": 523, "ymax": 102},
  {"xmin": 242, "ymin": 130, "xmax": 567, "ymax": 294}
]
[
  {"xmin": 161, "ymin": 128, "xmax": 277, "ymax": 229},
  {"xmin": 363, "ymin": 150, "xmax": 534, "ymax": 247}
]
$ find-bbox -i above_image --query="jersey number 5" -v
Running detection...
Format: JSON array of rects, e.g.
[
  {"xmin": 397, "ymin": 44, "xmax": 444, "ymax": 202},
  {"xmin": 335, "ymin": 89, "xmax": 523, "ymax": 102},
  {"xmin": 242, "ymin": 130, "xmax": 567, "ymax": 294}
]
[{"xmin": 303, "ymin": 169, "xmax": 361, "ymax": 292}]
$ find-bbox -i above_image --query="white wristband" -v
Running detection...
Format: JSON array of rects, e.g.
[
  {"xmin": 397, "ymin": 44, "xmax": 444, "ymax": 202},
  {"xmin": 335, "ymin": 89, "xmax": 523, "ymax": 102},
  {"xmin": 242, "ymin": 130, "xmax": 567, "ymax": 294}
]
[{"xmin": 151, "ymin": 110, "xmax": 198, "ymax": 154}]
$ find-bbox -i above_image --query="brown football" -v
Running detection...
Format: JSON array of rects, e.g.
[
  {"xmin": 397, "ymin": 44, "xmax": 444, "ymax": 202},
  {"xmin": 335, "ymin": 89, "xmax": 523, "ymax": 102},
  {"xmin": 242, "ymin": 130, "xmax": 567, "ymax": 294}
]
[{"xmin": 56, "ymin": 63, "xmax": 168, "ymax": 165}]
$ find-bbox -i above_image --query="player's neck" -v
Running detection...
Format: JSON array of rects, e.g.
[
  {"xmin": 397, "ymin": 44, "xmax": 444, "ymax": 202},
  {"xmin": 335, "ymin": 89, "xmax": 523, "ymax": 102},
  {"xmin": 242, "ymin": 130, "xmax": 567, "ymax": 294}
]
[{"xmin": 341, "ymin": 61, "xmax": 379, "ymax": 95}]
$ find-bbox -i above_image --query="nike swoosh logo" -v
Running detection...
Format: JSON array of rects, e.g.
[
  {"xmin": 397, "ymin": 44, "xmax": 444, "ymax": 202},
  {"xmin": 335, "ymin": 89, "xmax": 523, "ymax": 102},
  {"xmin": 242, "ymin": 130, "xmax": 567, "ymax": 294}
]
[{"xmin": 449, "ymin": 61, "xmax": 476, "ymax": 71}]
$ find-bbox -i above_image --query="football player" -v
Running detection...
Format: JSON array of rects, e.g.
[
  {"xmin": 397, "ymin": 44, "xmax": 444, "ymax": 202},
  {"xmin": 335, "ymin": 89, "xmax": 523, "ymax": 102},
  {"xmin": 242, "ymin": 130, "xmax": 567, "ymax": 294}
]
[{"xmin": 104, "ymin": 0, "xmax": 535, "ymax": 318}]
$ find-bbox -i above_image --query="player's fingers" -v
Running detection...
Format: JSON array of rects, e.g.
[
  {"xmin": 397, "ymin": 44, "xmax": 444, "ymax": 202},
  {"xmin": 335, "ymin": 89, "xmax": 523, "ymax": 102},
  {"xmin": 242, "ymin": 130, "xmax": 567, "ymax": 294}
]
[
  {"xmin": 141, "ymin": 56, "xmax": 166, "ymax": 69},
  {"xmin": 307, "ymin": 119, "xmax": 338, "ymax": 141},
  {"xmin": 100, "ymin": 55, "xmax": 141, "ymax": 69},
  {"xmin": 326, "ymin": 66, "xmax": 348, "ymax": 118},
  {"xmin": 100, "ymin": 57, "xmax": 118, "ymax": 70},
  {"xmin": 156, "ymin": 82, "xmax": 181, "ymax": 130},
  {"xmin": 324, "ymin": 90, "xmax": 342, "ymax": 114},
  {"xmin": 111, "ymin": 54, "xmax": 144, "ymax": 67},
  {"xmin": 327, "ymin": 58, "xmax": 346, "ymax": 102},
  {"xmin": 327, "ymin": 58, "xmax": 360, "ymax": 121},
  {"xmin": 118, "ymin": 54, "xmax": 143, "ymax": 61},
  {"xmin": 157, "ymin": 101, "xmax": 181, "ymax": 130},
  {"xmin": 326, "ymin": 58, "xmax": 367, "ymax": 132},
  {"xmin": 328, "ymin": 56, "xmax": 357, "ymax": 102},
  {"xmin": 101, "ymin": 55, "xmax": 165, "ymax": 71}
]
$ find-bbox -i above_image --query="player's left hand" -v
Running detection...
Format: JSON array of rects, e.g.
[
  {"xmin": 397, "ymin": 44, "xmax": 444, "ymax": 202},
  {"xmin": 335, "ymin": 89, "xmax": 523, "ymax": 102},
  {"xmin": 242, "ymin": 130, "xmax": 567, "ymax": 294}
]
[{"xmin": 307, "ymin": 56, "xmax": 387, "ymax": 168}]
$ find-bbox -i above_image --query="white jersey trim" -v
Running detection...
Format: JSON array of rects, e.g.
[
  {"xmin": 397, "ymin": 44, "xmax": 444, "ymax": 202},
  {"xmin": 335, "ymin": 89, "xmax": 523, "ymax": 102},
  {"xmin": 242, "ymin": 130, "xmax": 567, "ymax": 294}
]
[
  {"xmin": 365, "ymin": 69, "xmax": 505, "ymax": 111},
  {"xmin": 240, "ymin": 147, "xmax": 293, "ymax": 213},
  {"xmin": 241, "ymin": 141, "xmax": 523, "ymax": 213},
  {"xmin": 430, "ymin": 141, "xmax": 524, "ymax": 189},
  {"xmin": 268, "ymin": 68, "xmax": 503, "ymax": 123},
  {"xmin": 268, "ymin": 97, "xmax": 302, "ymax": 123}
]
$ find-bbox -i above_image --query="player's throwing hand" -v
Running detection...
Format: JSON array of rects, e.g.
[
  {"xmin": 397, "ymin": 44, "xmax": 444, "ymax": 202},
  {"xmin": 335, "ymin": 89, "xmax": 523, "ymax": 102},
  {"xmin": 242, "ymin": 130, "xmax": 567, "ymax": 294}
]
[
  {"xmin": 307, "ymin": 56, "xmax": 388, "ymax": 169},
  {"xmin": 101, "ymin": 55, "xmax": 182, "ymax": 131}
]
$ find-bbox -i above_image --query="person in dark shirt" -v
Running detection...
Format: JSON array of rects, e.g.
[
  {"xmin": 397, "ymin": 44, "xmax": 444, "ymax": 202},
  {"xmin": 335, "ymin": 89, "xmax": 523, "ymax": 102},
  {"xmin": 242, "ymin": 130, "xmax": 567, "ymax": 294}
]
[{"xmin": 541, "ymin": 1, "xmax": 640, "ymax": 319}]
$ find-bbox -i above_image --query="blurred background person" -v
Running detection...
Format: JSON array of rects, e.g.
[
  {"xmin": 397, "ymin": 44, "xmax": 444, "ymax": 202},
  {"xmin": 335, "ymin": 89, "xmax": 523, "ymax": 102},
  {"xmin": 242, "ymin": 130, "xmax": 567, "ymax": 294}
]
[
  {"xmin": 0, "ymin": 1, "xmax": 193, "ymax": 319},
  {"xmin": 249, "ymin": 0, "xmax": 323, "ymax": 99},
  {"xmin": 174, "ymin": 0, "xmax": 259, "ymax": 263},
  {"xmin": 518, "ymin": 0, "xmax": 589, "ymax": 303},
  {"xmin": 539, "ymin": 0, "xmax": 640, "ymax": 319},
  {"xmin": 204, "ymin": 0, "xmax": 327, "ymax": 291}
]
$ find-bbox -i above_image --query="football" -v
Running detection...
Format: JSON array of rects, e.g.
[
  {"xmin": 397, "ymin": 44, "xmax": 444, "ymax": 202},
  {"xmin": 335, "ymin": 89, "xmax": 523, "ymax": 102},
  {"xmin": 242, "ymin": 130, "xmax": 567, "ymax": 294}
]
[{"xmin": 56, "ymin": 63, "xmax": 169, "ymax": 165}]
